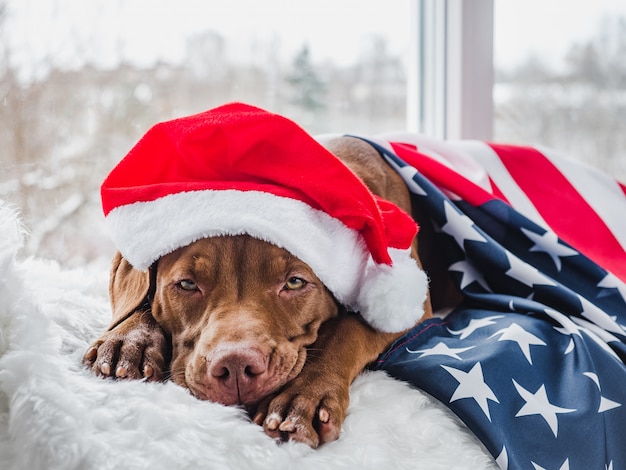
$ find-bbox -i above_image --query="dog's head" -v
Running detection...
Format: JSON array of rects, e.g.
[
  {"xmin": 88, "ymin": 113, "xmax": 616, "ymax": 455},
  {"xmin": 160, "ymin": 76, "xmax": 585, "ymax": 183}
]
[{"xmin": 110, "ymin": 235, "xmax": 339, "ymax": 406}]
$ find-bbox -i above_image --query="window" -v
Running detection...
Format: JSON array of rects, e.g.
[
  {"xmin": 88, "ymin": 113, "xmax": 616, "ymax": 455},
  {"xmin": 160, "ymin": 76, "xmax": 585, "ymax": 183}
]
[
  {"xmin": 408, "ymin": 0, "xmax": 494, "ymax": 139},
  {"xmin": 411, "ymin": 0, "xmax": 626, "ymax": 184}
]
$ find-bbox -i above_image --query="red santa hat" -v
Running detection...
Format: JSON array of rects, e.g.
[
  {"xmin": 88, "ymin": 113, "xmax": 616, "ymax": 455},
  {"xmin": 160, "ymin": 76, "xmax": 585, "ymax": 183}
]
[{"xmin": 101, "ymin": 102, "xmax": 428, "ymax": 332}]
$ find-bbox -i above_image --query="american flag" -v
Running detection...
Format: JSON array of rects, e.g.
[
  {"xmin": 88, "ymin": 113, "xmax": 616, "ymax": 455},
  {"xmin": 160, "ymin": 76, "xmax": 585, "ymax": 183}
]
[{"xmin": 362, "ymin": 134, "xmax": 626, "ymax": 470}]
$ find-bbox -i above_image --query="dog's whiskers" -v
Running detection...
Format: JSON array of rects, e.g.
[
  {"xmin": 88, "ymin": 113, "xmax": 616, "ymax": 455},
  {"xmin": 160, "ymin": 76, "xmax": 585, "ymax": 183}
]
[
  {"xmin": 164, "ymin": 366, "xmax": 186, "ymax": 383},
  {"xmin": 305, "ymin": 347, "xmax": 326, "ymax": 360}
]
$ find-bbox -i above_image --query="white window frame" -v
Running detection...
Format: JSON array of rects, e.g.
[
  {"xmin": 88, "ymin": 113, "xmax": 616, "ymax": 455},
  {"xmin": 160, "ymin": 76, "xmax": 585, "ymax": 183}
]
[{"xmin": 407, "ymin": 0, "xmax": 494, "ymax": 140}]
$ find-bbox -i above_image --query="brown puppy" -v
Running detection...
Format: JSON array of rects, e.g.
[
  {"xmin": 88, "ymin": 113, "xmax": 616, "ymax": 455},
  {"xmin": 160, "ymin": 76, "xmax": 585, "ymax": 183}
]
[{"xmin": 84, "ymin": 136, "xmax": 434, "ymax": 447}]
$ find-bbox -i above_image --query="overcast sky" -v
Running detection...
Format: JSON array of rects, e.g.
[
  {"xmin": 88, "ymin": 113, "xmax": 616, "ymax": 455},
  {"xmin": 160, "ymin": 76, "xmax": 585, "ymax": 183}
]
[
  {"xmin": 5, "ymin": 0, "xmax": 626, "ymax": 77},
  {"xmin": 495, "ymin": 0, "xmax": 626, "ymax": 69}
]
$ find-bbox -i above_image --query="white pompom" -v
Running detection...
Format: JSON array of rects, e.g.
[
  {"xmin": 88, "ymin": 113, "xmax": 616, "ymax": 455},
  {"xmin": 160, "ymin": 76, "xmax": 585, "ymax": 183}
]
[{"xmin": 357, "ymin": 249, "xmax": 429, "ymax": 333}]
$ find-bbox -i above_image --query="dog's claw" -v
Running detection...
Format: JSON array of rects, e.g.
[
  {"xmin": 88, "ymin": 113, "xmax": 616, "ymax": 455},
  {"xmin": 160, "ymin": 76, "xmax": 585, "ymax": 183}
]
[
  {"xmin": 115, "ymin": 365, "xmax": 127, "ymax": 378},
  {"xmin": 84, "ymin": 346, "xmax": 97, "ymax": 363},
  {"xmin": 143, "ymin": 364, "xmax": 154, "ymax": 378},
  {"xmin": 278, "ymin": 418, "xmax": 296, "ymax": 433},
  {"xmin": 318, "ymin": 408, "xmax": 329, "ymax": 423},
  {"xmin": 100, "ymin": 362, "xmax": 111, "ymax": 376},
  {"xmin": 252, "ymin": 411, "xmax": 264, "ymax": 426},
  {"xmin": 265, "ymin": 414, "xmax": 281, "ymax": 431}
]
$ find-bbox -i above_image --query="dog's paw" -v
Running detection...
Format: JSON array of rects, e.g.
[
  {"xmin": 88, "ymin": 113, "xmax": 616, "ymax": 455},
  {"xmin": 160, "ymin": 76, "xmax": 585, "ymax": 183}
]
[
  {"xmin": 252, "ymin": 374, "xmax": 349, "ymax": 448},
  {"xmin": 82, "ymin": 311, "xmax": 169, "ymax": 382}
]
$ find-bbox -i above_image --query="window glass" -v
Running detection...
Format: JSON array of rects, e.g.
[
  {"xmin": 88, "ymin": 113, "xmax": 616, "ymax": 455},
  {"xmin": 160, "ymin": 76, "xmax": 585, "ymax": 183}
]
[
  {"xmin": 0, "ymin": 0, "xmax": 411, "ymax": 264},
  {"xmin": 494, "ymin": 0, "xmax": 626, "ymax": 181}
]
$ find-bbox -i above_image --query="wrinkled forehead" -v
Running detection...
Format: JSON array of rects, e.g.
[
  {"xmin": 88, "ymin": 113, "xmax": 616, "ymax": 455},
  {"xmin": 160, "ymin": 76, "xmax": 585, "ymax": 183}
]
[{"xmin": 156, "ymin": 235, "xmax": 319, "ymax": 280}]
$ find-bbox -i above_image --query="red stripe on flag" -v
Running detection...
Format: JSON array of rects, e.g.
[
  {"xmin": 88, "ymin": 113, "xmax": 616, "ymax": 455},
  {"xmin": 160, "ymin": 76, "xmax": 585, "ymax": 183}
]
[
  {"xmin": 490, "ymin": 144, "xmax": 626, "ymax": 282},
  {"xmin": 390, "ymin": 142, "xmax": 494, "ymax": 206}
]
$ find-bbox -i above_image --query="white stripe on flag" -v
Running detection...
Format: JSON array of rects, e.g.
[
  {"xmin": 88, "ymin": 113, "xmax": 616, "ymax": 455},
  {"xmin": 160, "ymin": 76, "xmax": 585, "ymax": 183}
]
[
  {"xmin": 449, "ymin": 141, "xmax": 550, "ymax": 229},
  {"xmin": 538, "ymin": 146, "xmax": 626, "ymax": 252}
]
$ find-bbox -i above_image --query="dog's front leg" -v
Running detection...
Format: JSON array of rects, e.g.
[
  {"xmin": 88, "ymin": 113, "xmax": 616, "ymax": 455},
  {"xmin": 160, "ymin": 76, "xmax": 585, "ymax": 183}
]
[{"xmin": 253, "ymin": 313, "xmax": 403, "ymax": 447}]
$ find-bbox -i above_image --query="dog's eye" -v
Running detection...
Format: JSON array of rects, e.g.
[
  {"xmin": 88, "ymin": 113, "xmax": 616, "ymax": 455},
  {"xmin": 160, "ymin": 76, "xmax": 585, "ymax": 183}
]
[
  {"xmin": 178, "ymin": 279, "xmax": 199, "ymax": 291},
  {"xmin": 284, "ymin": 277, "xmax": 306, "ymax": 290}
]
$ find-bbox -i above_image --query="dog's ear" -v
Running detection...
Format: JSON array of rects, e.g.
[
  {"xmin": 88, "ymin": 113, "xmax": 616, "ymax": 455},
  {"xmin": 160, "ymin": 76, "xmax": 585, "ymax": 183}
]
[{"xmin": 107, "ymin": 251, "xmax": 154, "ymax": 330}]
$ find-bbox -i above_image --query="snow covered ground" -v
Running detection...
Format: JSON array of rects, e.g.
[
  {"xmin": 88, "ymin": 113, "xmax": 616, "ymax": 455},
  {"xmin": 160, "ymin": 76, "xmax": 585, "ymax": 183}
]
[{"xmin": 0, "ymin": 203, "xmax": 496, "ymax": 469}]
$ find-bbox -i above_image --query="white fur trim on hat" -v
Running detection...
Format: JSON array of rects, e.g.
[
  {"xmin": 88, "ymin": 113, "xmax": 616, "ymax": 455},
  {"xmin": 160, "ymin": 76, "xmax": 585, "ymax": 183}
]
[{"xmin": 105, "ymin": 189, "xmax": 369, "ymax": 308}]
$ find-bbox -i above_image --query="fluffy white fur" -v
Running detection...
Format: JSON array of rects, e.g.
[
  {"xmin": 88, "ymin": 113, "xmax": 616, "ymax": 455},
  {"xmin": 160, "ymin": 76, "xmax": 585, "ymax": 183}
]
[
  {"xmin": 105, "ymin": 189, "xmax": 427, "ymax": 332},
  {"xmin": 0, "ymin": 205, "xmax": 496, "ymax": 470}
]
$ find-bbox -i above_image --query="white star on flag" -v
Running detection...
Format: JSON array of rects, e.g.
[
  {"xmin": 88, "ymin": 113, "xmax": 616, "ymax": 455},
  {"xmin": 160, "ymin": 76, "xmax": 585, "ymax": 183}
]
[
  {"xmin": 513, "ymin": 381, "xmax": 576, "ymax": 437},
  {"xmin": 583, "ymin": 372, "xmax": 622, "ymax": 413},
  {"xmin": 448, "ymin": 315, "xmax": 504, "ymax": 340},
  {"xmin": 407, "ymin": 341, "xmax": 475, "ymax": 360},
  {"xmin": 545, "ymin": 309, "xmax": 584, "ymax": 338},
  {"xmin": 597, "ymin": 273, "xmax": 626, "ymax": 301},
  {"xmin": 600, "ymin": 397, "xmax": 622, "ymax": 413},
  {"xmin": 441, "ymin": 200, "xmax": 487, "ymax": 248},
  {"xmin": 583, "ymin": 371, "xmax": 601, "ymax": 388},
  {"xmin": 449, "ymin": 259, "xmax": 492, "ymax": 291},
  {"xmin": 544, "ymin": 308, "xmax": 587, "ymax": 356},
  {"xmin": 521, "ymin": 227, "xmax": 578, "ymax": 271},
  {"xmin": 504, "ymin": 251, "xmax": 557, "ymax": 288},
  {"xmin": 576, "ymin": 296, "xmax": 625, "ymax": 338},
  {"xmin": 495, "ymin": 447, "xmax": 508, "ymax": 470},
  {"xmin": 489, "ymin": 323, "xmax": 546, "ymax": 365},
  {"xmin": 396, "ymin": 165, "xmax": 428, "ymax": 196},
  {"xmin": 570, "ymin": 316, "xmax": 621, "ymax": 361},
  {"xmin": 532, "ymin": 458, "xmax": 569, "ymax": 470},
  {"xmin": 442, "ymin": 362, "xmax": 499, "ymax": 421}
]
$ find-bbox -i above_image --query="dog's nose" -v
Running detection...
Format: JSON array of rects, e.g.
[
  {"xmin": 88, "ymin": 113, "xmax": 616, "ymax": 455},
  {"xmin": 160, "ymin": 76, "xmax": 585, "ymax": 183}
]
[
  {"xmin": 209, "ymin": 349, "xmax": 267, "ymax": 379},
  {"xmin": 207, "ymin": 345, "xmax": 269, "ymax": 404}
]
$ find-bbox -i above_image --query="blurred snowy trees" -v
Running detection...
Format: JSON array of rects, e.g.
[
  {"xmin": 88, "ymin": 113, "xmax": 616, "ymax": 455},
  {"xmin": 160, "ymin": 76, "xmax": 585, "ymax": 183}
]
[
  {"xmin": 0, "ymin": 7, "xmax": 406, "ymax": 265},
  {"xmin": 287, "ymin": 45, "xmax": 327, "ymax": 114}
]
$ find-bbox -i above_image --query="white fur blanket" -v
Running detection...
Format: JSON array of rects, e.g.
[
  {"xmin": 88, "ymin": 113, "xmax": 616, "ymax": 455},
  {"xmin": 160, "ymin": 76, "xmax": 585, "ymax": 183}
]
[{"xmin": 0, "ymin": 203, "xmax": 496, "ymax": 469}]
